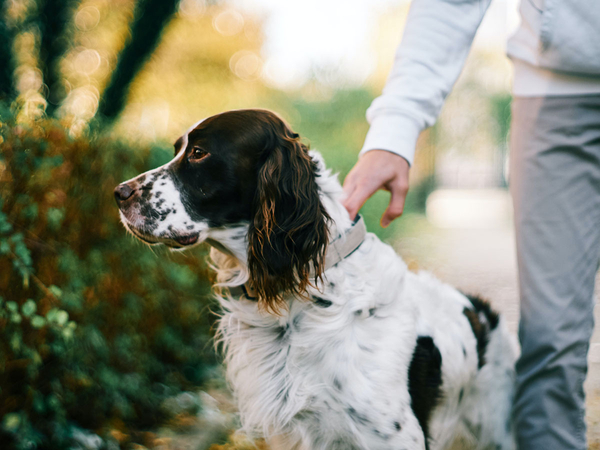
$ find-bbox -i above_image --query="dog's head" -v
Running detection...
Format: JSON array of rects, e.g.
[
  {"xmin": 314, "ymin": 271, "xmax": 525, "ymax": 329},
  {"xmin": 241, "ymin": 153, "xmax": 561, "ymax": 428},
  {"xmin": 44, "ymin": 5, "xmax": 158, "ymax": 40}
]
[{"xmin": 115, "ymin": 109, "xmax": 330, "ymax": 310}]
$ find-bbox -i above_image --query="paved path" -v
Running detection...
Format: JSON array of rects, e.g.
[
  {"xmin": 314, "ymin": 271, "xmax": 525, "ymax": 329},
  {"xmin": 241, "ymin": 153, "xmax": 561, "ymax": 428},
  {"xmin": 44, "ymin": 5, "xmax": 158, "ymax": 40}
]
[{"xmin": 393, "ymin": 217, "xmax": 600, "ymax": 446}]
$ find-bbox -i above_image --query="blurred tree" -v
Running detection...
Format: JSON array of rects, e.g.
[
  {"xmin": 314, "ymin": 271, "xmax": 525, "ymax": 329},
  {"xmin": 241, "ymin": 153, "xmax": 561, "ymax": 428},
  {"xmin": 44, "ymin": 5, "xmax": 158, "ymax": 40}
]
[
  {"xmin": 38, "ymin": 0, "xmax": 75, "ymax": 116},
  {"xmin": 98, "ymin": 0, "xmax": 180, "ymax": 121},
  {"xmin": 0, "ymin": 0, "xmax": 15, "ymax": 99}
]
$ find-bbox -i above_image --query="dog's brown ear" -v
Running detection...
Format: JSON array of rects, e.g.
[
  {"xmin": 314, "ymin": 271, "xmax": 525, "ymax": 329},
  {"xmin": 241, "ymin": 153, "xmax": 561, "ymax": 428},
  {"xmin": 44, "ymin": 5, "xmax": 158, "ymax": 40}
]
[{"xmin": 247, "ymin": 117, "xmax": 330, "ymax": 313}]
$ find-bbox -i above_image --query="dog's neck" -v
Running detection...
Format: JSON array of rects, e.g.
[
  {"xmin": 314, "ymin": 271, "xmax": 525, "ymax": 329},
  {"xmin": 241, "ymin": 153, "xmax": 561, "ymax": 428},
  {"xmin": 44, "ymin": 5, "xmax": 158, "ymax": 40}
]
[{"xmin": 207, "ymin": 152, "xmax": 353, "ymax": 289}]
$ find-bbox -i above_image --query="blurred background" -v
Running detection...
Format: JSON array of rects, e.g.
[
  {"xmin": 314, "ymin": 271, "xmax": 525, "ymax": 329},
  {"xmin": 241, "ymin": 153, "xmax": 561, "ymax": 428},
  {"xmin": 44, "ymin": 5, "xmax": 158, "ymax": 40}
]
[{"xmin": 1, "ymin": 0, "xmax": 599, "ymax": 448}]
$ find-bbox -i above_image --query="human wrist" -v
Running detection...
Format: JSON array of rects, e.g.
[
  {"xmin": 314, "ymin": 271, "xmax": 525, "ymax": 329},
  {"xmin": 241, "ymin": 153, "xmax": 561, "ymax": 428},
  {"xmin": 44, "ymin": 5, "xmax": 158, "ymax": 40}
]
[{"xmin": 360, "ymin": 114, "xmax": 421, "ymax": 166}]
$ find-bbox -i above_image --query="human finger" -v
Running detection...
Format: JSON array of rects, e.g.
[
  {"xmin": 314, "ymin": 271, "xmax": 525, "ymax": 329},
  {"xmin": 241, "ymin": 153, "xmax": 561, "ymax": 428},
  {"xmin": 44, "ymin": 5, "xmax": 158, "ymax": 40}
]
[{"xmin": 381, "ymin": 180, "xmax": 409, "ymax": 227}]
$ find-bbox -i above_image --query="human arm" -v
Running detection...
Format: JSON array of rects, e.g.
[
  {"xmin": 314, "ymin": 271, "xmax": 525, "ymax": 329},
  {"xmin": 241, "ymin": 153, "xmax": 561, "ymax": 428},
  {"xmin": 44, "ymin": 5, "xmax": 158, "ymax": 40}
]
[{"xmin": 343, "ymin": 0, "xmax": 493, "ymax": 225}]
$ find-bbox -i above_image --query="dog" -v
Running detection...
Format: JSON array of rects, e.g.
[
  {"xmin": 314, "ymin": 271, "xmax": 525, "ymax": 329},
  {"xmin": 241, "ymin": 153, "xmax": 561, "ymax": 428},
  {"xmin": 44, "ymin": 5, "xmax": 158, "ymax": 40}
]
[{"xmin": 114, "ymin": 109, "xmax": 517, "ymax": 450}]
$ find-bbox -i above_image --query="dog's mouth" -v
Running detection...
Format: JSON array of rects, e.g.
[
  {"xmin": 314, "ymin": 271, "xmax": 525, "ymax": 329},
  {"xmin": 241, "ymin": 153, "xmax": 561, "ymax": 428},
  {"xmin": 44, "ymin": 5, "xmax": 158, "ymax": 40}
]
[
  {"xmin": 126, "ymin": 223, "xmax": 200, "ymax": 249},
  {"xmin": 171, "ymin": 233, "xmax": 199, "ymax": 247}
]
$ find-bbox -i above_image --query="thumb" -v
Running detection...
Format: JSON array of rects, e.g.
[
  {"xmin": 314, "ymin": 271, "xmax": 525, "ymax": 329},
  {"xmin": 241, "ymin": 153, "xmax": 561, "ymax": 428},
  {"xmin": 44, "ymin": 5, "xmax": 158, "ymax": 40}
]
[
  {"xmin": 342, "ymin": 173, "xmax": 356, "ymax": 198},
  {"xmin": 381, "ymin": 183, "xmax": 408, "ymax": 228},
  {"xmin": 342, "ymin": 174, "xmax": 359, "ymax": 219}
]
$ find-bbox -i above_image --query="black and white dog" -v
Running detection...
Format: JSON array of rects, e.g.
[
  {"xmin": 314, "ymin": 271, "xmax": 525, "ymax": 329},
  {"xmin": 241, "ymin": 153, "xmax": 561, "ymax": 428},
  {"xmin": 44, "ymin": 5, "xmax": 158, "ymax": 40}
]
[{"xmin": 114, "ymin": 109, "xmax": 517, "ymax": 450}]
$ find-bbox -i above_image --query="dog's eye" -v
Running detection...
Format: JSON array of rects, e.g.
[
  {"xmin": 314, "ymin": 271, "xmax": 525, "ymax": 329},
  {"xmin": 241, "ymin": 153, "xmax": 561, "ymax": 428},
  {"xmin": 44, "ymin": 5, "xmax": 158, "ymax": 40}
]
[{"xmin": 190, "ymin": 147, "xmax": 209, "ymax": 161}]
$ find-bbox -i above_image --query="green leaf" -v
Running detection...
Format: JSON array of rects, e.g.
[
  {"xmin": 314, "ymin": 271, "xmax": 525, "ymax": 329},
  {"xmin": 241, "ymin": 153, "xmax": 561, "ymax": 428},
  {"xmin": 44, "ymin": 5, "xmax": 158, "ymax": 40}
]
[
  {"xmin": 9, "ymin": 333, "xmax": 21, "ymax": 351},
  {"xmin": 31, "ymin": 350, "xmax": 42, "ymax": 365},
  {"xmin": 46, "ymin": 308, "xmax": 58, "ymax": 323},
  {"xmin": 21, "ymin": 299, "xmax": 36, "ymax": 317},
  {"xmin": 2, "ymin": 413, "xmax": 20, "ymax": 431},
  {"xmin": 0, "ymin": 211, "xmax": 12, "ymax": 234},
  {"xmin": 46, "ymin": 308, "xmax": 70, "ymax": 327},
  {"xmin": 46, "ymin": 208, "xmax": 65, "ymax": 230},
  {"xmin": 62, "ymin": 327, "xmax": 74, "ymax": 340},
  {"xmin": 6, "ymin": 301, "xmax": 17, "ymax": 312},
  {"xmin": 10, "ymin": 233, "xmax": 32, "ymax": 270},
  {"xmin": 22, "ymin": 203, "xmax": 38, "ymax": 220},
  {"xmin": 10, "ymin": 312, "xmax": 22, "ymax": 324},
  {"xmin": 31, "ymin": 315, "xmax": 46, "ymax": 329},
  {"xmin": 55, "ymin": 310, "xmax": 69, "ymax": 327},
  {"xmin": 47, "ymin": 394, "xmax": 61, "ymax": 412},
  {"xmin": 32, "ymin": 393, "xmax": 45, "ymax": 414},
  {"xmin": 48, "ymin": 285, "xmax": 62, "ymax": 298}
]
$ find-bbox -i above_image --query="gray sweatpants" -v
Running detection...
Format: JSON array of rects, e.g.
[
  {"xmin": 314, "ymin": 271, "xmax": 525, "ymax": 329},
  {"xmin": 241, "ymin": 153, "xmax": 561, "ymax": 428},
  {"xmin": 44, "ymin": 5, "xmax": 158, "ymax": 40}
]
[{"xmin": 510, "ymin": 95, "xmax": 600, "ymax": 449}]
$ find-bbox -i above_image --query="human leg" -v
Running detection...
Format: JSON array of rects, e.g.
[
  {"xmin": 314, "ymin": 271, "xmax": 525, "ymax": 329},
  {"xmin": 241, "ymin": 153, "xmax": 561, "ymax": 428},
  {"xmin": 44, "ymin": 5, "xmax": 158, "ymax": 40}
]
[{"xmin": 510, "ymin": 95, "xmax": 600, "ymax": 449}]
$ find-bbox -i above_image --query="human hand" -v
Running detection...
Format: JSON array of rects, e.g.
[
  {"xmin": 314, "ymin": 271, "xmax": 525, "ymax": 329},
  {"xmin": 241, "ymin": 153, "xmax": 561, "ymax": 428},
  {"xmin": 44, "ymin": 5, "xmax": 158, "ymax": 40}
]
[{"xmin": 342, "ymin": 150, "xmax": 410, "ymax": 228}]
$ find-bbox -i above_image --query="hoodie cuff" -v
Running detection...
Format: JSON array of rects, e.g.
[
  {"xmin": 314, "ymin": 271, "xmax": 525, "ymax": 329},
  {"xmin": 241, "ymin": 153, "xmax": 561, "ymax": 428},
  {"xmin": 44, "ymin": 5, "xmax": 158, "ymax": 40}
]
[{"xmin": 359, "ymin": 114, "xmax": 422, "ymax": 166}]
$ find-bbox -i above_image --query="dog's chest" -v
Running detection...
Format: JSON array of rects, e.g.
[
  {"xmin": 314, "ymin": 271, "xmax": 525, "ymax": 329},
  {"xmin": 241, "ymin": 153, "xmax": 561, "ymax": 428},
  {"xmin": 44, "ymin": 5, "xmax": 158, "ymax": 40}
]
[{"xmin": 220, "ymin": 293, "xmax": 426, "ymax": 448}]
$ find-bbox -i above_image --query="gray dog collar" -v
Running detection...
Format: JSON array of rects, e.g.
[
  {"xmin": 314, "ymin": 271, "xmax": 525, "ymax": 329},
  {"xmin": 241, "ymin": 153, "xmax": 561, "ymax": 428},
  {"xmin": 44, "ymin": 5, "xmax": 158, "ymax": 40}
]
[{"xmin": 229, "ymin": 215, "xmax": 367, "ymax": 300}]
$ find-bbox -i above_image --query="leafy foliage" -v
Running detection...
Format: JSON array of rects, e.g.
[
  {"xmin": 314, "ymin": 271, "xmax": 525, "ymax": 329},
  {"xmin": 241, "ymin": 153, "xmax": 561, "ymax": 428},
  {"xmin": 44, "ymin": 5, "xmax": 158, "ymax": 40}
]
[{"xmin": 0, "ymin": 106, "xmax": 217, "ymax": 449}]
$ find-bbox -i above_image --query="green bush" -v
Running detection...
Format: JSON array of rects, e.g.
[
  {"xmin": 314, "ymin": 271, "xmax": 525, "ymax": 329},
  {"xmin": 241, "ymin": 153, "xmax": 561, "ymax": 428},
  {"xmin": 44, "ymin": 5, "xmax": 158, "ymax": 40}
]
[{"xmin": 0, "ymin": 106, "xmax": 217, "ymax": 449}]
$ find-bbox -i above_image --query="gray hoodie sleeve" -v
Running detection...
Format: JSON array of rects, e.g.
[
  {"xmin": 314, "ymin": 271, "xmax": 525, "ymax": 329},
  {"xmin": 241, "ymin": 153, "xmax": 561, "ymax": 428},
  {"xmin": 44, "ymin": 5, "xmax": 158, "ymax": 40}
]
[{"xmin": 360, "ymin": 0, "xmax": 492, "ymax": 165}]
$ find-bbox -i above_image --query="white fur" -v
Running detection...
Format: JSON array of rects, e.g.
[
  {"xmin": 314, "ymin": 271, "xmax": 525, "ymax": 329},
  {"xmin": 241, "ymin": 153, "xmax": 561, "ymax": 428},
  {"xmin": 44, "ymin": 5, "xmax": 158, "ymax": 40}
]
[{"xmin": 207, "ymin": 152, "xmax": 518, "ymax": 450}]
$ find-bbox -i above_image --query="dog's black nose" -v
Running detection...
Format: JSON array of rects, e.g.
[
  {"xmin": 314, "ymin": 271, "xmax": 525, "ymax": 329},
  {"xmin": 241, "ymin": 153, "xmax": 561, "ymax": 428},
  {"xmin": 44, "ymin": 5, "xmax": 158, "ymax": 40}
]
[{"xmin": 114, "ymin": 184, "xmax": 135, "ymax": 203}]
